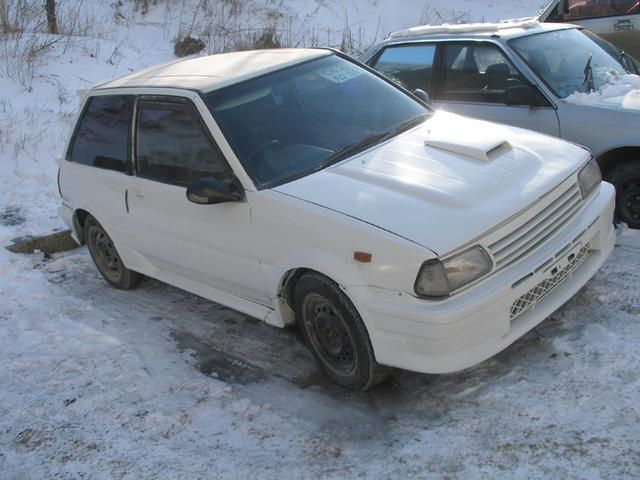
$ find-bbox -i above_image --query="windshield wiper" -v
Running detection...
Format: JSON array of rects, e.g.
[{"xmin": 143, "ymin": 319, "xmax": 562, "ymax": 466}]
[
  {"xmin": 321, "ymin": 113, "xmax": 430, "ymax": 167},
  {"xmin": 618, "ymin": 50, "xmax": 637, "ymax": 74},
  {"xmin": 378, "ymin": 113, "xmax": 430, "ymax": 143},
  {"xmin": 321, "ymin": 131, "xmax": 390, "ymax": 166},
  {"xmin": 583, "ymin": 52, "xmax": 595, "ymax": 93}
]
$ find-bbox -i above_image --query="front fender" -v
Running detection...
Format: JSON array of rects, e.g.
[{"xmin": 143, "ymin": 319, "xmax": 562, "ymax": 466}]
[{"xmin": 250, "ymin": 190, "xmax": 435, "ymax": 326}]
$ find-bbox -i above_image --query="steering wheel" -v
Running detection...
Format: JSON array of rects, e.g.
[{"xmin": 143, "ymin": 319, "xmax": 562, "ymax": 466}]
[{"xmin": 246, "ymin": 139, "xmax": 282, "ymax": 165}]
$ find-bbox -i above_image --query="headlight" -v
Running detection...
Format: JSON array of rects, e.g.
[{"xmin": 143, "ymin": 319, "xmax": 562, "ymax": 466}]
[
  {"xmin": 578, "ymin": 157, "xmax": 602, "ymax": 200},
  {"xmin": 414, "ymin": 246, "xmax": 493, "ymax": 298}
]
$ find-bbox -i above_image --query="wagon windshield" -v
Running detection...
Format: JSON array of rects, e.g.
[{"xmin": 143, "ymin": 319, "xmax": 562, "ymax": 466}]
[
  {"xmin": 510, "ymin": 28, "xmax": 627, "ymax": 98},
  {"xmin": 206, "ymin": 54, "xmax": 429, "ymax": 188}
]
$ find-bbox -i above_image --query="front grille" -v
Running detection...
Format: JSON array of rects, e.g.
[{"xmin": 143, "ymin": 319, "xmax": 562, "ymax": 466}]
[
  {"xmin": 510, "ymin": 243, "xmax": 591, "ymax": 320},
  {"xmin": 489, "ymin": 183, "xmax": 582, "ymax": 271}
]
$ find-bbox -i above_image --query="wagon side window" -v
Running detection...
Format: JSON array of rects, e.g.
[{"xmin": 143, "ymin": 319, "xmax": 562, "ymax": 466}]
[
  {"xmin": 440, "ymin": 43, "xmax": 528, "ymax": 104},
  {"xmin": 370, "ymin": 44, "xmax": 437, "ymax": 95},
  {"xmin": 67, "ymin": 95, "xmax": 133, "ymax": 173},
  {"xmin": 135, "ymin": 100, "xmax": 231, "ymax": 187}
]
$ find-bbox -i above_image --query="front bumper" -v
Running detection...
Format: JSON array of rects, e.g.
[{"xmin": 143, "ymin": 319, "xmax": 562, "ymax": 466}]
[{"xmin": 349, "ymin": 182, "xmax": 616, "ymax": 374}]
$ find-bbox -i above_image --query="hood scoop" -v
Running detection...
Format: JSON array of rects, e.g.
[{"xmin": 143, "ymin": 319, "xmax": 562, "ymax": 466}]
[{"xmin": 424, "ymin": 129, "xmax": 512, "ymax": 162}]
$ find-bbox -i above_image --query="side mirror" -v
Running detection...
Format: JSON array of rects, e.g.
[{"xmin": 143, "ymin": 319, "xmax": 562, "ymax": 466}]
[
  {"xmin": 505, "ymin": 85, "xmax": 536, "ymax": 106},
  {"xmin": 413, "ymin": 88, "xmax": 432, "ymax": 106},
  {"xmin": 186, "ymin": 174, "xmax": 245, "ymax": 205}
]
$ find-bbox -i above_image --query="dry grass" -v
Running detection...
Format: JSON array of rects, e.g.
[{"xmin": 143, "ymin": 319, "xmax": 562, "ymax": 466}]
[
  {"xmin": 0, "ymin": 33, "xmax": 60, "ymax": 88},
  {"xmin": 420, "ymin": 0, "xmax": 472, "ymax": 26},
  {"xmin": 0, "ymin": 0, "xmax": 109, "ymax": 87},
  {"xmin": 0, "ymin": 0, "xmax": 460, "ymax": 88}
]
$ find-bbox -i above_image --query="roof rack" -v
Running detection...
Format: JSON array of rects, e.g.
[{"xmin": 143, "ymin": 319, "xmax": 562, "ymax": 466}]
[{"xmin": 388, "ymin": 18, "xmax": 541, "ymax": 40}]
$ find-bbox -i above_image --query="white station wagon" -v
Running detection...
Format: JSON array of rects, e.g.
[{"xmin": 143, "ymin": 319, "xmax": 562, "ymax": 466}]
[
  {"xmin": 362, "ymin": 22, "xmax": 640, "ymax": 228},
  {"xmin": 58, "ymin": 49, "xmax": 615, "ymax": 390}
]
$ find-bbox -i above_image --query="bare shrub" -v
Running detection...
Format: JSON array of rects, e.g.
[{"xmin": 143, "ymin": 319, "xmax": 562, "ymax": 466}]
[
  {"xmin": 339, "ymin": 13, "xmax": 371, "ymax": 55},
  {"xmin": 174, "ymin": 35, "xmax": 205, "ymax": 57},
  {"xmin": 213, "ymin": 25, "xmax": 284, "ymax": 52},
  {"xmin": 0, "ymin": 0, "xmax": 105, "ymax": 88},
  {"xmin": 420, "ymin": 1, "xmax": 471, "ymax": 26},
  {"xmin": 220, "ymin": 0, "xmax": 243, "ymax": 18},
  {"xmin": 0, "ymin": 32, "xmax": 58, "ymax": 88},
  {"xmin": 131, "ymin": 0, "xmax": 158, "ymax": 15},
  {"xmin": 248, "ymin": 26, "xmax": 281, "ymax": 50},
  {"xmin": 1, "ymin": 0, "xmax": 45, "ymax": 34}
]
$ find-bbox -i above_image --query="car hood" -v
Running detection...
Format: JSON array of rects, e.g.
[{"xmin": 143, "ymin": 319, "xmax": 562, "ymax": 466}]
[{"xmin": 274, "ymin": 111, "xmax": 589, "ymax": 255}]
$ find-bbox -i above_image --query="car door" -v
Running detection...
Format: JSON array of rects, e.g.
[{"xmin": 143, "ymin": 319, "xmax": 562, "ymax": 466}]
[
  {"xmin": 62, "ymin": 94, "xmax": 136, "ymax": 249},
  {"xmin": 127, "ymin": 94, "xmax": 269, "ymax": 305},
  {"xmin": 368, "ymin": 41, "xmax": 561, "ymax": 137},
  {"xmin": 543, "ymin": 0, "xmax": 640, "ymax": 59},
  {"xmin": 432, "ymin": 42, "xmax": 561, "ymax": 137}
]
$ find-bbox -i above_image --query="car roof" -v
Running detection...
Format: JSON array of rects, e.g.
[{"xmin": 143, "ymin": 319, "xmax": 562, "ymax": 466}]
[
  {"xmin": 386, "ymin": 19, "xmax": 575, "ymax": 43},
  {"xmin": 92, "ymin": 48, "xmax": 332, "ymax": 93}
]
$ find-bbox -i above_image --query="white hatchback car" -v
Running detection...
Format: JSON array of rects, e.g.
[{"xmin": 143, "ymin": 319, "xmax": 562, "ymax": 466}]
[{"xmin": 59, "ymin": 48, "xmax": 615, "ymax": 390}]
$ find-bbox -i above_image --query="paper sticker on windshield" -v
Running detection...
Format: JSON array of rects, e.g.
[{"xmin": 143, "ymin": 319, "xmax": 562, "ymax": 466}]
[{"xmin": 317, "ymin": 63, "xmax": 363, "ymax": 83}]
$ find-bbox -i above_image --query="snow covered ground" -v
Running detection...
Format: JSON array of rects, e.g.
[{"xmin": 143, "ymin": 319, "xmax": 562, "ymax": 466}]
[
  {"xmin": 1, "ymin": 225, "xmax": 639, "ymax": 478},
  {"xmin": 1, "ymin": 0, "xmax": 639, "ymax": 478}
]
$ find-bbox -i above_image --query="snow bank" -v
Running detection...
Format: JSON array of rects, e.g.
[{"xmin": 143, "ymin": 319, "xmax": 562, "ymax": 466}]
[
  {"xmin": 389, "ymin": 18, "xmax": 541, "ymax": 39},
  {"xmin": 565, "ymin": 74, "xmax": 640, "ymax": 110}
]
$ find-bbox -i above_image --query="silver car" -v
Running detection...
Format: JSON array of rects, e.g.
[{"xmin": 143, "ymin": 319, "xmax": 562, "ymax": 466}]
[
  {"xmin": 539, "ymin": 0, "xmax": 640, "ymax": 59},
  {"xmin": 362, "ymin": 22, "xmax": 640, "ymax": 228}
]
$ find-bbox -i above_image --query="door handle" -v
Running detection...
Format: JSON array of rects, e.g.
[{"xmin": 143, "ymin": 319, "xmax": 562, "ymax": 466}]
[
  {"xmin": 614, "ymin": 19, "xmax": 635, "ymax": 31},
  {"xmin": 132, "ymin": 188, "xmax": 145, "ymax": 199}
]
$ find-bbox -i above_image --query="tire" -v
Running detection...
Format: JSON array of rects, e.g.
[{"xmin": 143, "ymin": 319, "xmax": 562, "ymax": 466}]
[
  {"xmin": 606, "ymin": 161, "xmax": 640, "ymax": 229},
  {"xmin": 294, "ymin": 272, "xmax": 390, "ymax": 390},
  {"xmin": 84, "ymin": 215, "xmax": 142, "ymax": 289}
]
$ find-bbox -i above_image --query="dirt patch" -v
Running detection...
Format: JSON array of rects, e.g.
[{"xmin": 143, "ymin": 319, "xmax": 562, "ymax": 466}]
[{"xmin": 6, "ymin": 230, "xmax": 78, "ymax": 255}]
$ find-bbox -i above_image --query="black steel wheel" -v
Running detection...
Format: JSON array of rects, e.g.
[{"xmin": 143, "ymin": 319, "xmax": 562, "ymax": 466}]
[
  {"xmin": 84, "ymin": 215, "xmax": 142, "ymax": 289},
  {"xmin": 607, "ymin": 161, "xmax": 640, "ymax": 229},
  {"xmin": 294, "ymin": 272, "xmax": 389, "ymax": 390}
]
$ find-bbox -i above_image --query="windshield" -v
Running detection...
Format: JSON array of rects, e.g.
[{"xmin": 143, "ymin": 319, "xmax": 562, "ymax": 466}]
[
  {"xmin": 206, "ymin": 54, "xmax": 429, "ymax": 188},
  {"xmin": 510, "ymin": 28, "xmax": 627, "ymax": 98}
]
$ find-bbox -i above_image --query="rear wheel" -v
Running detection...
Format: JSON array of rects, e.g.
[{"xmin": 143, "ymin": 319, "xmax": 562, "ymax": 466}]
[
  {"xmin": 606, "ymin": 162, "xmax": 640, "ymax": 229},
  {"xmin": 84, "ymin": 215, "xmax": 142, "ymax": 289},
  {"xmin": 294, "ymin": 272, "xmax": 389, "ymax": 390}
]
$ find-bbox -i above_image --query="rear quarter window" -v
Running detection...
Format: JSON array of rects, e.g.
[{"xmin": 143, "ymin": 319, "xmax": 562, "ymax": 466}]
[{"xmin": 67, "ymin": 95, "xmax": 133, "ymax": 173}]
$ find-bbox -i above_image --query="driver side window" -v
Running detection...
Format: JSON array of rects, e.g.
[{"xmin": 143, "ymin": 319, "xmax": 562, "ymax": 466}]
[
  {"xmin": 440, "ymin": 43, "xmax": 528, "ymax": 104},
  {"xmin": 136, "ymin": 99, "xmax": 231, "ymax": 187}
]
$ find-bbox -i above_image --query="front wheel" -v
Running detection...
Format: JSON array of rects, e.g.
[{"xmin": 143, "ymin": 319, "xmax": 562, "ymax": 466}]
[
  {"xmin": 294, "ymin": 272, "xmax": 389, "ymax": 390},
  {"xmin": 606, "ymin": 161, "xmax": 640, "ymax": 229},
  {"xmin": 84, "ymin": 215, "xmax": 142, "ymax": 289}
]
